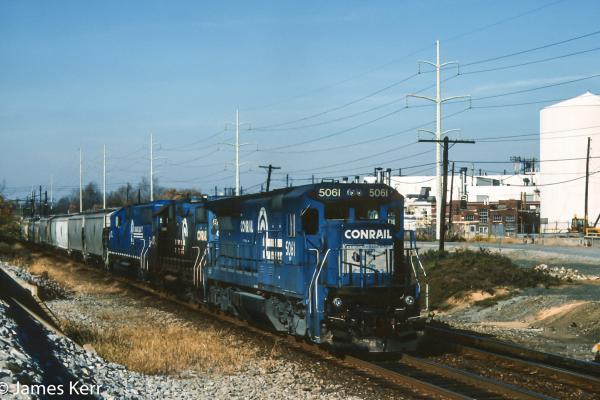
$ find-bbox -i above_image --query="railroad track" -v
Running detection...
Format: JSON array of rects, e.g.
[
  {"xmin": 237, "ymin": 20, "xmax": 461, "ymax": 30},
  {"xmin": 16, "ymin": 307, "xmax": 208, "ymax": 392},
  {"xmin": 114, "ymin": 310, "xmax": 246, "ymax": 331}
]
[
  {"xmin": 99, "ymin": 271, "xmax": 600, "ymax": 399},
  {"xmin": 4, "ymin": 245, "xmax": 600, "ymax": 399}
]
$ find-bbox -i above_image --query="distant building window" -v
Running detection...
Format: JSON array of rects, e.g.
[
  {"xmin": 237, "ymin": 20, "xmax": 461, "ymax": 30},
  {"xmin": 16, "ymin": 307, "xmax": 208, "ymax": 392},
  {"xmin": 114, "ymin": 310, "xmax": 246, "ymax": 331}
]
[
  {"xmin": 479, "ymin": 226, "xmax": 488, "ymax": 234},
  {"xmin": 478, "ymin": 209, "xmax": 488, "ymax": 224},
  {"xmin": 469, "ymin": 225, "xmax": 476, "ymax": 233},
  {"xmin": 493, "ymin": 215, "xmax": 502, "ymax": 222},
  {"xmin": 465, "ymin": 215, "xmax": 475, "ymax": 221},
  {"xmin": 505, "ymin": 216, "xmax": 515, "ymax": 223}
]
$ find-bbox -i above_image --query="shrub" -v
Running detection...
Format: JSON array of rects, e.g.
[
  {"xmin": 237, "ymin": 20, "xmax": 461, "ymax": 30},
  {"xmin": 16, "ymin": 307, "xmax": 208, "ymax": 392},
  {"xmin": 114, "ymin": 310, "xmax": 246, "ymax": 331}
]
[{"xmin": 420, "ymin": 248, "xmax": 560, "ymax": 310}]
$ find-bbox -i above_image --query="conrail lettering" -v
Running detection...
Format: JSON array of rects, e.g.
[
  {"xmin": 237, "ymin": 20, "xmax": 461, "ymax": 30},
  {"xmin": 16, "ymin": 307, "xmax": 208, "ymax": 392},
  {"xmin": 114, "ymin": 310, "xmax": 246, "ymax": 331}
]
[{"xmin": 344, "ymin": 229, "xmax": 392, "ymax": 240}]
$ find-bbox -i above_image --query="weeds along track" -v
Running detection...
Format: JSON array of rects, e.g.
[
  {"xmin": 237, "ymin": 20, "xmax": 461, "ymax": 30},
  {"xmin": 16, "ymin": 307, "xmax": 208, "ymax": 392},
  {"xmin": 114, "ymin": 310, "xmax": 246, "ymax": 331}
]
[{"xmin": 7, "ymin": 243, "xmax": 600, "ymax": 400}]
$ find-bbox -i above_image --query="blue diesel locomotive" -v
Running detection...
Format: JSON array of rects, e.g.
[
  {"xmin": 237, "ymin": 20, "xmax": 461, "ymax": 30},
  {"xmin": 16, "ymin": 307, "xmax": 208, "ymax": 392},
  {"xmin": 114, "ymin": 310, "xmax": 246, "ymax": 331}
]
[
  {"xmin": 204, "ymin": 182, "xmax": 423, "ymax": 351},
  {"xmin": 22, "ymin": 181, "xmax": 426, "ymax": 352}
]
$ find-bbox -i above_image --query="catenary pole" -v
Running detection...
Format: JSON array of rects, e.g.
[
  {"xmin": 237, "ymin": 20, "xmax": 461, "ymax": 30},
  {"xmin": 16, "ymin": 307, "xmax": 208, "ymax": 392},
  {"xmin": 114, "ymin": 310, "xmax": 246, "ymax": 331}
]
[
  {"xmin": 150, "ymin": 133, "xmax": 154, "ymax": 202},
  {"xmin": 103, "ymin": 144, "xmax": 106, "ymax": 209},
  {"xmin": 407, "ymin": 40, "xmax": 470, "ymax": 242},
  {"xmin": 236, "ymin": 109, "xmax": 240, "ymax": 196},
  {"xmin": 225, "ymin": 109, "xmax": 250, "ymax": 196},
  {"xmin": 435, "ymin": 40, "xmax": 441, "ymax": 241},
  {"xmin": 79, "ymin": 148, "xmax": 83, "ymax": 212},
  {"xmin": 50, "ymin": 175, "xmax": 53, "ymax": 211}
]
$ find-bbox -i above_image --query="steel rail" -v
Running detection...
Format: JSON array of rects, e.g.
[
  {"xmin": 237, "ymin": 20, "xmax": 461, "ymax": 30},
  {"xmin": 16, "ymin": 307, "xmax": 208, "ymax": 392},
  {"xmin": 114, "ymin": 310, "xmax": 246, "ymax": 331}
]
[
  {"xmin": 113, "ymin": 275, "xmax": 469, "ymax": 399},
  {"xmin": 425, "ymin": 325, "xmax": 600, "ymax": 377},
  {"xmin": 453, "ymin": 343, "xmax": 600, "ymax": 393},
  {"xmin": 345, "ymin": 355, "xmax": 472, "ymax": 400},
  {"xmin": 12, "ymin": 243, "xmax": 598, "ymax": 400},
  {"xmin": 396, "ymin": 353, "xmax": 556, "ymax": 400}
]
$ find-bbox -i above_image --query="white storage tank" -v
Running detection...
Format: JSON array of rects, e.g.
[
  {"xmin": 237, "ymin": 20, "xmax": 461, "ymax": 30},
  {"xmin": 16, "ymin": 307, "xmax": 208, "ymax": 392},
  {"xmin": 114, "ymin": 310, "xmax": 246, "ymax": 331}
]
[{"xmin": 539, "ymin": 92, "xmax": 600, "ymax": 232}]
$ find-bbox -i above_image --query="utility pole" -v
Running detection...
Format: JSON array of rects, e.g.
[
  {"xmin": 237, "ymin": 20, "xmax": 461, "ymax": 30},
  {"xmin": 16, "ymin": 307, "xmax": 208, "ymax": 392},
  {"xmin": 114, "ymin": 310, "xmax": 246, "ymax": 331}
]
[
  {"xmin": 584, "ymin": 137, "xmax": 591, "ymax": 228},
  {"xmin": 235, "ymin": 110, "xmax": 240, "ymax": 196},
  {"xmin": 408, "ymin": 40, "xmax": 470, "ymax": 241},
  {"xmin": 103, "ymin": 144, "xmax": 107, "ymax": 209},
  {"xmin": 79, "ymin": 147, "xmax": 83, "ymax": 213},
  {"xmin": 448, "ymin": 162, "xmax": 455, "ymax": 234},
  {"xmin": 150, "ymin": 134, "xmax": 154, "ymax": 202},
  {"xmin": 39, "ymin": 185, "xmax": 42, "ymax": 216},
  {"xmin": 50, "ymin": 175, "xmax": 53, "ymax": 211},
  {"xmin": 419, "ymin": 137, "xmax": 474, "ymax": 253},
  {"xmin": 259, "ymin": 164, "xmax": 281, "ymax": 192},
  {"xmin": 225, "ymin": 109, "xmax": 251, "ymax": 196}
]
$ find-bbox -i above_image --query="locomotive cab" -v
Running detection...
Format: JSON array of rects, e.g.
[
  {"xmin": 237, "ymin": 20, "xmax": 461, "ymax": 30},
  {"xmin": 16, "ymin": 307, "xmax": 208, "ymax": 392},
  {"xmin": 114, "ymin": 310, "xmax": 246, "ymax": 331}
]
[{"xmin": 303, "ymin": 183, "xmax": 422, "ymax": 351}]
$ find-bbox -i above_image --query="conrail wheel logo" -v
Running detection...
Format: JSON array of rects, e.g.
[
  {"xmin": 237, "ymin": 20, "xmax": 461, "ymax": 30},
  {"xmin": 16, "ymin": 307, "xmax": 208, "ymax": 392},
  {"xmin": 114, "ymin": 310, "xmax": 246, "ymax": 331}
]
[
  {"xmin": 344, "ymin": 229, "xmax": 392, "ymax": 240},
  {"xmin": 258, "ymin": 207, "xmax": 269, "ymax": 259},
  {"xmin": 181, "ymin": 218, "xmax": 188, "ymax": 247}
]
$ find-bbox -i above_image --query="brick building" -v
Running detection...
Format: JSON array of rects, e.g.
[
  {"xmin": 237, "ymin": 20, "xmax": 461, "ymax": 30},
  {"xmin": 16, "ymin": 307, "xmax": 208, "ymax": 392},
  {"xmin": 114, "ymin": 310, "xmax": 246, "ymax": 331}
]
[{"xmin": 448, "ymin": 198, "xmax": 540, "ymax": 238}]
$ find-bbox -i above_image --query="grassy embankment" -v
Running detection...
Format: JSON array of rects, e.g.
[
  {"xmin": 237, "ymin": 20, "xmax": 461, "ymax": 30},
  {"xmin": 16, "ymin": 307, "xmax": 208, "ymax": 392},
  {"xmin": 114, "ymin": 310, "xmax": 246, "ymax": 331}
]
[{"xmin": 421, "ymin": 248, "xmax": 561, "ymax": 310}]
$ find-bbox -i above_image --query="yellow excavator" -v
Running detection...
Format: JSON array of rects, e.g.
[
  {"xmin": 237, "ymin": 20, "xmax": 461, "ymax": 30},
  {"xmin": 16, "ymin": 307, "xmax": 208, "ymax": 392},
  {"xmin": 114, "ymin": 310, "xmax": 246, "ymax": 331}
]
[{"xmin": 571, "ymin": 214, "xmax": 600, "ymax": 236}]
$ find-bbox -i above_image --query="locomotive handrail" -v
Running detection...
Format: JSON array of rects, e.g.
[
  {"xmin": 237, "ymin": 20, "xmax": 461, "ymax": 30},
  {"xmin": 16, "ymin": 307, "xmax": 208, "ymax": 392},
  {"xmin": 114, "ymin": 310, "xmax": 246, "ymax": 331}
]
[
  {"xmin": 405, "ymin": 230, "xmax": 429, "ymax": 312},
  {"xmin": 308, "ymin": 249, "xmax": 330, "ymax": 315}
]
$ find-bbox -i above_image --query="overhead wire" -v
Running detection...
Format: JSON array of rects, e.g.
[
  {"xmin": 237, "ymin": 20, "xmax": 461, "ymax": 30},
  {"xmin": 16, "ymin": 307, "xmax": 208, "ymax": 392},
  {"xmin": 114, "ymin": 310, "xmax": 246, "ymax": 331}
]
[{"xmin": 462, "ymin": 27, "xmax": 600, "ymax": 67}]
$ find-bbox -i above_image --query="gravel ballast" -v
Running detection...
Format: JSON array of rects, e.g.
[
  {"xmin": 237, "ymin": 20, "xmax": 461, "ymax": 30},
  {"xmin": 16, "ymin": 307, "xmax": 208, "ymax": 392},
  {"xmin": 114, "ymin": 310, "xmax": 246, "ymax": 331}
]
[{"xmin": 0, "ymin": 260, "xmax": 400, "ymax": 400}]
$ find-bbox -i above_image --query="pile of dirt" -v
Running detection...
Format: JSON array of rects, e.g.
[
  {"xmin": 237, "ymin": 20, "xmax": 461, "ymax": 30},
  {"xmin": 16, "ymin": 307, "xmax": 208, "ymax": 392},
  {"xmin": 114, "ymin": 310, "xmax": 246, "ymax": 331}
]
[{"xmin": 420, "ymin": 249, "xmax": 561, "ymax": 310}]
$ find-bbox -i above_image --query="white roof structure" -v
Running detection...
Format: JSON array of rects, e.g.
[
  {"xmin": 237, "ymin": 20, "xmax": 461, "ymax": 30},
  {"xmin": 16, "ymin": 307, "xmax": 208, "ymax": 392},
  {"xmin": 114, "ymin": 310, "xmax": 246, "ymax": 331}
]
[
  {"xmin": 365, "ymin": 173, "xmax": 539, "ymax": 203},
  {"xmin": 539, "ymin": 92, "xmax": 600, "ymax": 232}
]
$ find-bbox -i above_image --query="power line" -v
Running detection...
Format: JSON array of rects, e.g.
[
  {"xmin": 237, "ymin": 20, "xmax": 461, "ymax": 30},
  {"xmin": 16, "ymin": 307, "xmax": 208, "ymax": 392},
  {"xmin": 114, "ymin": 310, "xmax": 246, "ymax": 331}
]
[
  {"xmin": 474, "ymin": 73, "xmax": 600, "ymax": 101},
  {"xmin": 252, "ymin": 73, "xmax": 420, "ymax": 130},
  {"xmin": 241, "ymin": 0, "xmax": 564, "ymax": 113},
  {"xmin": 263, "ymin": 105, "xmax": 410, "ymax": 151},
  {"xmin": 461, "ymin": 46, "xmax": 600, "ymax": 75},
  {"xmin": 159, "ymin": 129, "xmax": 226, "ymax": 151},
  {"xmin": 463, "ymin": 27, "xmax": 600, "ymax": 67},
  {"xmin": 451, "ymin": 156, "xmax": 600, "ymax": 164}
]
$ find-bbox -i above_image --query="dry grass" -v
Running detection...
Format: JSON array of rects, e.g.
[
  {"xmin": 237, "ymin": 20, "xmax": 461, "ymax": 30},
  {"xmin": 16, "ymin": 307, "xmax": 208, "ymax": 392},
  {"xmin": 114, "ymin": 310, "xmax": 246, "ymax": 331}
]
[
  {"xmin": 62, "ymin": 319, "xmax": 260, "ymax": 375},
  {"xmin": 0, "ymin": 241, "xmax": 123, "ymax": 295},
  {"xmin": 1, "ymin": 241, "xmax": 272, "ymax": 376}
]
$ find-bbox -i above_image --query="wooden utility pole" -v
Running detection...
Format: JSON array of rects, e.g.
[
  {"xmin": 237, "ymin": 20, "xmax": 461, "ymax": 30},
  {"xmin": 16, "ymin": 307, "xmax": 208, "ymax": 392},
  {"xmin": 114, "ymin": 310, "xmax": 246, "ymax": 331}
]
[
  {"xmin": 448, "ymin": 162, "xmax": 455, "ymax": 234},
  {"xmin": 584, "ymin": 137, "xmax": 591, "ymax": 228},
  {"xmin": 419, "ymin": 137, "xmax": 475, "ymax": 253},
  {"xmin": 259, "ymin": 164, "xmax": 281, "ymax": 192}
]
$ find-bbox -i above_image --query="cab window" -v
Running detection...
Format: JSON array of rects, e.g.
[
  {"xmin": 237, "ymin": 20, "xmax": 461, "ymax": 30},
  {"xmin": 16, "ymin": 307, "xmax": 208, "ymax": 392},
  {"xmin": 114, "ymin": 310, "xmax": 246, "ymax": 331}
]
[
  {"xmin": 356, "ymin": 206, "xmax": 379, "ymax": 220},
  {"xmin": 195, "ymin": 208, "xmax": 207, "ymax": 223},
  {"xmin": 325, "ymin": 205, "xmax": 348, "ymax": 220},
  {"xmin": 301, "ymin": 208, "xmax": 319, "ymax": 235},
  {"xmin": 388, "ymin": 209, "xmax": 400, "ymax": 228}
]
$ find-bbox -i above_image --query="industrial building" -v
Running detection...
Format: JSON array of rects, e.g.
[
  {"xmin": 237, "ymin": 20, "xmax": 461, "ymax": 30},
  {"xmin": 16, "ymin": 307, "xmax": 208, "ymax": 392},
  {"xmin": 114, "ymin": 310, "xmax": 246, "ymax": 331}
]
[
  {"xmin": 539, "ymin": 91, "xmax": 600, "ymax": 233},
  {"xmin": 367, "ymin": 170, "xmax": 540, "ymax": 238},
  {"xmin": 364, "ymin": 92, "xmax": 599, "ymax": 238}
]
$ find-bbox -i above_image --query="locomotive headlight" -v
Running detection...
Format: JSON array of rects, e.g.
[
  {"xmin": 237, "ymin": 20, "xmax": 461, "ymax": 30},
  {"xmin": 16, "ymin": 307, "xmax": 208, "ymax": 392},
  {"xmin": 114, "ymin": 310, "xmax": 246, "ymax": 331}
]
[
  {"xmin": 404, "ymin": 296, "xmax": 415, "ymax": 306},
  {"xmin": 332, "ymin": 297, "xmax": 343, "ymax": 307}
]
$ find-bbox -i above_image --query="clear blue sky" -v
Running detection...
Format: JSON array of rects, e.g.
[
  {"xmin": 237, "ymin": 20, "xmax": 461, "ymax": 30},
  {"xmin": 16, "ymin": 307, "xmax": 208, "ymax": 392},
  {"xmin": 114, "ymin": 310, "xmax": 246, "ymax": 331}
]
[{"xmin": 1, "ymin": 0, "xmax": 600, "ymax": 200}]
